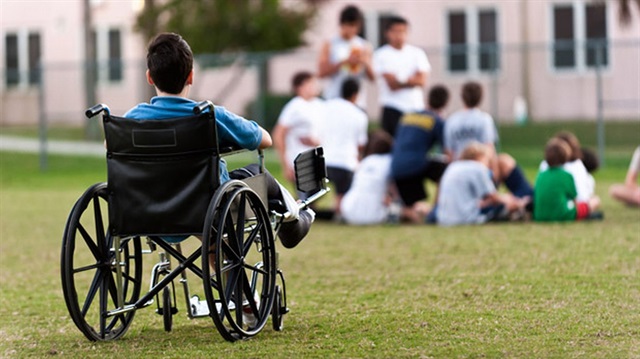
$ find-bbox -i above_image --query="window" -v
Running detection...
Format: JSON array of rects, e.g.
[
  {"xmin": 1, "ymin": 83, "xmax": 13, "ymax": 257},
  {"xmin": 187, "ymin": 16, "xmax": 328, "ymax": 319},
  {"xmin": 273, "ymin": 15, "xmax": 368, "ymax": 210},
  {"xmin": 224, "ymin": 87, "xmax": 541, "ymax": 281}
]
[
  {"xmin": 362, "ymin": 12, "xmax": 397, "ymax": 49},
  {"xmin": 4, "ymin": 31, "xmax": 41, "ymax": 88},
  {"xmin": 585, "ymin": 3, "xmax": 607, "ymax": 67},
  {"xmin": 478, "ymin": 9, "xmax": 499, "ymax": 71},
  {"xmin": 448, "ymin": 11, "xmax": 467, "ymax": 72},
  {"xmin": 552, "ymin": 2, "xmax": 608, "ymax": 70},
  {"xmin": 108, "ymin": 29, "xmax": 122, "ymax": 81},
  {"xmin": 93, "ymin": 27, "xmax": 123, "ymax": 83},
  {"xmin": 5, "ymin": 34, "xmax": 19, "ymax": 87},
  {"xmin": 447, "ymin": 8, "xmax": 499, "ymax": 73}
]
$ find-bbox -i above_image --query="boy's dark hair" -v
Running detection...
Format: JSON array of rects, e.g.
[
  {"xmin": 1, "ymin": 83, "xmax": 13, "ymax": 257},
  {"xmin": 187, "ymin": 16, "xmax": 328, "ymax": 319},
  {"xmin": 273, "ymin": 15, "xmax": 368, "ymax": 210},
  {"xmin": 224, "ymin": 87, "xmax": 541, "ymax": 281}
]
[
  {"xmin": 544, "ymin": 138, "xmax": 571, "ymax": 167},
  {"xmin": 555, "ymin": 131, "xmax": 582, "ymax": 162},
  {"xmin": 292, "ymin": 71, "xmax": 313, "ymax": 92},
  {"xmin": 364, "ymin": 130, "xmax": 393, "ymax": 157},
  {"xmin": 385, "ymin": 16, "xmax": 408, "ymax": 31},
  {"xmin": 428, "ymin": 85, "xmax": 450, "ymax": 111},
  {"xmin": 581, "ymin": 147, "xmax": 599, "ymax": 173},
  {"xmin": 339, "ymin": 5, "xmax": 363, "ymax": 25},
  {"xmin": 147, "ymin": 33, "xmax": 193, "ymax": 95},
  {"xmin": 341, "ymin": 77, "xmax": 360, "ymax": 100},
  {"xmin": 461, "ymin": 82, "xmax": 483, "ymax": 108}
]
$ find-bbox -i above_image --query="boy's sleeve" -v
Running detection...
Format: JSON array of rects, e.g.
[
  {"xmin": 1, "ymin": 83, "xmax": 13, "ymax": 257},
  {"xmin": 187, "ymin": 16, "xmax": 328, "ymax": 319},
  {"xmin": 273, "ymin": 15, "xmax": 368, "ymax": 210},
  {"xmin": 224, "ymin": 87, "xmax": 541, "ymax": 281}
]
[{"xmin": 214, "ymin": 106, "xmax": 262, "ymax": 150}]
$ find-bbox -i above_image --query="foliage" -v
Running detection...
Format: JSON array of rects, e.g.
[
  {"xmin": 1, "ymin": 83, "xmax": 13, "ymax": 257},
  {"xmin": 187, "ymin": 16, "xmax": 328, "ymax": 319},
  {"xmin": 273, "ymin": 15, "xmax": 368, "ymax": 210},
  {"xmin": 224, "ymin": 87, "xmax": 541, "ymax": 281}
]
[{"xmin": 135, "ymin": 0, "xmax": 318, "ymax": 54}]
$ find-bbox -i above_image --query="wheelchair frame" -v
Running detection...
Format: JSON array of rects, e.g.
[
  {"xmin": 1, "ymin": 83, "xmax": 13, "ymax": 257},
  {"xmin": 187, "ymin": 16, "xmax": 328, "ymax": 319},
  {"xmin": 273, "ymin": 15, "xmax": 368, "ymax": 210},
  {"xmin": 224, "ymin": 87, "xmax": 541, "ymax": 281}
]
[{"xmin": 60, "ymin": 101, "xmax": 329, "ymax": 342}]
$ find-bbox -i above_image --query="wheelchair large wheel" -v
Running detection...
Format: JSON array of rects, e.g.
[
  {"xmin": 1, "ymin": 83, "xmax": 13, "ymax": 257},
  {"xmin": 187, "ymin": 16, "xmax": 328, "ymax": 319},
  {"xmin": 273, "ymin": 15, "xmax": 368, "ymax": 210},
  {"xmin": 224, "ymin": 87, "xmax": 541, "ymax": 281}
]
[
  {"xmin": 61, "ymin": 183, "xmax": 143, "ymax": 341},
  {"xmin": 202, "ymin": 180, "xmax": 277, "ymax": 341}
]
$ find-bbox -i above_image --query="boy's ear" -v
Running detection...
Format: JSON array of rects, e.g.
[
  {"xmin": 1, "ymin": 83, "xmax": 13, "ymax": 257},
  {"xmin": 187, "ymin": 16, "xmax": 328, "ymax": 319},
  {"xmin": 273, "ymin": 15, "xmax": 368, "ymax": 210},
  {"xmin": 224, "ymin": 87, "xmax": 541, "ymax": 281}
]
[
  {"xmin": 146, "ymin": 70, "xmax": 154, "ymax": 85},
  {"xmin": 186, "ymin": 70, "xmax": 194, "ymax": 85}
]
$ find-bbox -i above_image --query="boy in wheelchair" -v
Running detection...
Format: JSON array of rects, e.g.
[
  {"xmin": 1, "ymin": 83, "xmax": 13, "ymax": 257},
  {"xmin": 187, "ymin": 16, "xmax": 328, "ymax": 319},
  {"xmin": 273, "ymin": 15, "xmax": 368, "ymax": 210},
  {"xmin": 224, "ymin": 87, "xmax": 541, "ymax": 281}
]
[{"xmin": 125, "ymin": 32, "xmax": 314, "ymax": 249}]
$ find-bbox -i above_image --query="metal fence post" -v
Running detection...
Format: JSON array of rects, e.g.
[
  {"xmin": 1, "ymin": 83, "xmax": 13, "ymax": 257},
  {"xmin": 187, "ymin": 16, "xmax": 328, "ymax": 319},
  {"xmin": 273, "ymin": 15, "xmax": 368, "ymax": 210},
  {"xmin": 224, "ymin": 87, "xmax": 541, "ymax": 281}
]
[
  {"xmin": 595, "ymin": 41, "xmax": 605, "ymax": 167},
  {"xmin": 37, "ymin": 62, "xmax": 48, "ymax": 171}
]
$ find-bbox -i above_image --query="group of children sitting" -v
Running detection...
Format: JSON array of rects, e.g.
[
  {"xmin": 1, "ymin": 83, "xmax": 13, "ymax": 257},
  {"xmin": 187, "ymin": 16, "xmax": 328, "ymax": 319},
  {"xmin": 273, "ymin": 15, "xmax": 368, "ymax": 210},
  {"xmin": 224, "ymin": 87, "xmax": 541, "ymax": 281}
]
[{"xmin": 323, "ymin": 82, "xmax": 606, "ymax": 226}]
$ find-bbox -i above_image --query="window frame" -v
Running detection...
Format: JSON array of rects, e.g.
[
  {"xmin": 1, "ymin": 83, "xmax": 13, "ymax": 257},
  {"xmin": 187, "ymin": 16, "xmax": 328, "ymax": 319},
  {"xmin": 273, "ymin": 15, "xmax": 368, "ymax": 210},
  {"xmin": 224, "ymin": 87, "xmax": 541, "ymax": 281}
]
[
  {"xmin": 3, "ymin": 30, "xmax": 41, "ymax": 89},
  {"xmin": 550, "ymin": 0, "xmax": 610, "ymax": 73},
  {"xmin": 445, "ymin": 6, "xmax": 501, "ymax": 75}
]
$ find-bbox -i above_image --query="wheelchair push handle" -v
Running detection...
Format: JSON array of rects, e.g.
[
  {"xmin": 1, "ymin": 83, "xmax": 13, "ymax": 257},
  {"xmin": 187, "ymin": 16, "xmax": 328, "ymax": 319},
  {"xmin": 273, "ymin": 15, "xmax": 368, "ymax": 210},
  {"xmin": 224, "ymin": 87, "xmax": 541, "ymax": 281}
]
[
  {"xmin": 193, "ymin": 100, "xmax": 214, "ymax": 115},
  {"xmin": 85, "ymin": 104, "xmax": 110, "ymax": 118}
]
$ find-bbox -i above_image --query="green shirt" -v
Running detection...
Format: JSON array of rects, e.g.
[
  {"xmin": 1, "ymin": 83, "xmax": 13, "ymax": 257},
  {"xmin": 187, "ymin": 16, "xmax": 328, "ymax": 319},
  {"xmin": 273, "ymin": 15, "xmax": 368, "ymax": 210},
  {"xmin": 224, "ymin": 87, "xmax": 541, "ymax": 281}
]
[{"xmin": 534, "ymin": 167, "xmax": 577, "ymax": 222}]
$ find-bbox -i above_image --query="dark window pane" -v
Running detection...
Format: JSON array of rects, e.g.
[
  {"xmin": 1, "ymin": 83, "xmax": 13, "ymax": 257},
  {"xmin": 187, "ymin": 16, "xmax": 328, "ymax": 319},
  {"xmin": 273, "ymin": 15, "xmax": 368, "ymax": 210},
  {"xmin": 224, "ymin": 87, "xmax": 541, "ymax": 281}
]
[
  {"xmin": 586, "ymin": 4, "xmax": 608, "ymax": 67},
  {"xmin": 28, "ymin": 33, "xmax": 41, "ymax": 85},
  {"xmin": 378, "ymin": 14, "xmax": 395, "ymax": 47},
  {"xmin": 108, "ymin": 29, "xmax": 122, "ymax": 81},
  {"xmin": 5, "ymin": 34, "xmax": 19, "ymax": 86},
  {"xmin": 553, "ymin": 6, "xmax": 575, "ymax": 68},
  {"xmin": 479, "ymin": 9, "xmax": 499, "ymax": 71},
  {"xmin": 448, "ymin": 12, "xmax": 467, "ymax": 72}
]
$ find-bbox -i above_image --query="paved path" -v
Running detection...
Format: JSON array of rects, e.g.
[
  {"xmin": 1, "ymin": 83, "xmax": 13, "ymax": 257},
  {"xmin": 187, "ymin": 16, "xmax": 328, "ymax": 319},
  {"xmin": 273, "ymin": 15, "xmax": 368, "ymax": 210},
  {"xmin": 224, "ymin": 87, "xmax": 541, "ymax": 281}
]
[{"xmin": 0, "ymin": 135, "xmax": 105, "ymax": 157}]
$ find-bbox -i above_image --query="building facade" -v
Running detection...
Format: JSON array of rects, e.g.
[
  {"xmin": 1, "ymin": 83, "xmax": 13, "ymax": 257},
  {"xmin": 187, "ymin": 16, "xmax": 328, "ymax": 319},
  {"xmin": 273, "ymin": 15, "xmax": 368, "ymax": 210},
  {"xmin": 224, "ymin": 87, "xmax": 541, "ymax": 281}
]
[{"xmin": 1, "ymin": 0, "xmax": 639, "ymax": 126}]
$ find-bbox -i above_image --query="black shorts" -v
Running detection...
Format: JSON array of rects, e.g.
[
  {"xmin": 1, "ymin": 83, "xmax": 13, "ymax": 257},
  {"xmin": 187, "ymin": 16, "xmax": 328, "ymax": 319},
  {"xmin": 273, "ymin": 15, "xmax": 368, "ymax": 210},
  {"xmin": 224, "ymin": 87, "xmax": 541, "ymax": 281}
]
[
  {"xmin": 381, "ymin": 106, "xmax": 403, "ymax": 137},
  {"xmin": 327, "ymin": 166, "xmax": 354, "ymax": 195},
  {"xmin": 394, "ymin": 159, "xmax": 448, "ymax": 206}
]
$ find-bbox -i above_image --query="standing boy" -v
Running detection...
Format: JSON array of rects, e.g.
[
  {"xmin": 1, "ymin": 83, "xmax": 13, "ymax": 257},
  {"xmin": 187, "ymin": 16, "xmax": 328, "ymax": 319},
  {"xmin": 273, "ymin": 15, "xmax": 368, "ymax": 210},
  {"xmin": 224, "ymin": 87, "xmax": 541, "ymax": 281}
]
[
  {"xmin": 320, "ymin": 78, "xmax": 368, "ymax": 216},
  {"xmin": 272, "ymin": 72, "xmax": 324, "ymax": 188},
  {"xmin": 373, "ymin": 16, "xmax": 431, "ymax": 137},
  {"xmin": 318, "ymin": 4, "xmax": 374, "ymax": 108}
]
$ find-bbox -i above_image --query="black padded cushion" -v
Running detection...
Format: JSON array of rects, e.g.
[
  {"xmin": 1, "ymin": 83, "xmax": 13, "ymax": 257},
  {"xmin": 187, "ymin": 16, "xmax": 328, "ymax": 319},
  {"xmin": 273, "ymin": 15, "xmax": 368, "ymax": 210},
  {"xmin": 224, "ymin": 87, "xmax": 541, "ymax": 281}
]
[{"xmin": 103, "ymin": 112, "xmax": 219, "ymax": 237}]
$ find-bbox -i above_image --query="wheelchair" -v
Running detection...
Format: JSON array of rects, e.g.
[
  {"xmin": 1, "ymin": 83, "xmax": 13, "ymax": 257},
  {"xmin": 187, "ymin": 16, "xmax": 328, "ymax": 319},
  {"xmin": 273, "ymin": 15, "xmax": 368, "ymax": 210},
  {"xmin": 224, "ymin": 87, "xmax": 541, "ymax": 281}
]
[{"xmin": 60, "ymin": 101, "xmax": 329, "ymax": 342}]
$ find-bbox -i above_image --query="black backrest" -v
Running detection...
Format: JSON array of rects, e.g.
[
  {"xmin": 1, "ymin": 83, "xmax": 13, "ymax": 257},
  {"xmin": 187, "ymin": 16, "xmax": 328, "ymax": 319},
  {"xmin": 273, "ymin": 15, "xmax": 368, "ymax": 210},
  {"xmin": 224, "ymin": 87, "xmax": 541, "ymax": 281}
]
[{"xmin": 103, "ymin": 111, "xmax": 219, "ymax": 237}]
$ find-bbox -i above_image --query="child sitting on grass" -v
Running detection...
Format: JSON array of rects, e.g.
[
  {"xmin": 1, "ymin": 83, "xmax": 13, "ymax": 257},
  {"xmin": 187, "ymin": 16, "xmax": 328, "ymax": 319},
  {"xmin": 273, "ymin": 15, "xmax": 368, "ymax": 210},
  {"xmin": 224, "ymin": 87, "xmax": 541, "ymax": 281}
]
[
  {"xmin": 534, "ymin": 138, "xmax": 601, "ymax": 222},
  {"xmin": 434, "ymin": 142, "xmax": 527, "ymax": 226}
]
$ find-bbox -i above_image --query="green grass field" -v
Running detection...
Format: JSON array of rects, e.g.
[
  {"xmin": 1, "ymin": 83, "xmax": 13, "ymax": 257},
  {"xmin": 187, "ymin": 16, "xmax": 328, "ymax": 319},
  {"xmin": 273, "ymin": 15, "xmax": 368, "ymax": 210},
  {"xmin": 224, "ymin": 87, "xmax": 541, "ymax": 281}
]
[{"xmin": 1, "ymin": 122, "xmax": 639, "ymax": 358}]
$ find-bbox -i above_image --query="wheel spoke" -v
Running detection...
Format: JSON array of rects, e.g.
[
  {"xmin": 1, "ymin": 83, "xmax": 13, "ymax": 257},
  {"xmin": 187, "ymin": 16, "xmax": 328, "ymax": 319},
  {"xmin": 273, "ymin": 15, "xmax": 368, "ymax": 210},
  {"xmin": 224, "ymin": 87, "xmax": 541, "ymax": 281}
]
[
  {"xmin": 243, "ymin": 262, "xmax": 268, "ymax": 276},
  {"xmin": 77, "ymin": 223, "xmax": 101, "ymax": 260},
  {"xmin": 235, "ymin": 192, "xmax": 246, "ymax": 249},
  {"xmin": 92, "ymin": 196, "xmax": 107, "ymax": 257},
  {"xmin": 220, "ymin": 237, "xmax": 240, "ymax": 261},
  {"xmin": 242, "ymin": 272, "xmax": 259, "ymax": 319},
  {"xmin": 243, "ymin": 221, "xmax": 263, "ymax": 256},
  {"xmin": 235, "ymin": 269, "xmax": 244, "ymax": 325},
  {"xmin": 224, "ymin": 212, "xmax": 240, "ymax": 256},
  {"xmin": 73, "ymin": 262, "xmax": 100, "ymax": 274},
  {"xmin": 80, "ymin": 268, "xmax": 103, "ymax": 317},
  {"xmin": 99, "ymin": 268, "xmax": 110, "ymax": 338}
]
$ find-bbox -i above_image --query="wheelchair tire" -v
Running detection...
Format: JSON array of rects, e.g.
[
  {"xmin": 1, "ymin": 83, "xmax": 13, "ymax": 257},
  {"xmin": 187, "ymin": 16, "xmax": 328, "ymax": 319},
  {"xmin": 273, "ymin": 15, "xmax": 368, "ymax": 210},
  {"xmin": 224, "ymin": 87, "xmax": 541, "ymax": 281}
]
[
  {"xmin": 162, "ymin": 287, "xmax": 172, "ymax": 332},
  {"xmin": 202, "ymin": 180, "xmax": 277, "ymax": 342},
  {"xmin": 61, "ymin": 182, "xmax": 143, "ymax": 341},
  {"xmin": 272, "ymin": 285, "xmax": 284, "ymax": 332}
]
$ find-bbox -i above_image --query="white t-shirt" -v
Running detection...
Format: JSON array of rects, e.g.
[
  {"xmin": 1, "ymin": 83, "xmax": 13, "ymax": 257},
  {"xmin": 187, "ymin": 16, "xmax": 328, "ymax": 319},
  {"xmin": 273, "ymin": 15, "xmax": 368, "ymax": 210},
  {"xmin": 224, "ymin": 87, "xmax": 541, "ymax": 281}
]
[
  {"xmin": 322, "ymin": 35, "xmax": 370, "ymax": 108},
  {"xmin": 372, "ymin": 44, "xmax": 431, "ymax": 113},
  {"xmin": 340, "ymin": 154, "xmax": 392, "ymax": 225},
  {"xmin": 319, "ymin": 98, "xmax": 368, "ymax": 171},
  {"xmin": 277, "ymin": 96, "xmax": 324, "ymax": 167},
  {"xmin": 444, "ymin": 108, "xmax": 499, "ymax": 160},
  {"xmin": 539, "ymin": 159, "xmax": 595, "ymax": 202}
]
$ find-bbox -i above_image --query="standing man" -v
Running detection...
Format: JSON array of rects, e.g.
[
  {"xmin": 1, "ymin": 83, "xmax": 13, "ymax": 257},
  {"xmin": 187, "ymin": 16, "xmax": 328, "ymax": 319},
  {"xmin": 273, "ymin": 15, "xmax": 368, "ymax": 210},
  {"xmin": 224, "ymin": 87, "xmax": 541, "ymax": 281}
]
[
  {"xmin": 320, "ymin": 78, "xmax": 369, "ymax": 217},
  {"xmin": 272, "ymin": 72, "xmax": 324, "ymax": 194},
  {"xmin": 373, "ymin": 16, "xmax": 431, "ymax": 137},
  {"xmin": 318, "ymin": 4, "xmax": 374, "ymax": 108}
]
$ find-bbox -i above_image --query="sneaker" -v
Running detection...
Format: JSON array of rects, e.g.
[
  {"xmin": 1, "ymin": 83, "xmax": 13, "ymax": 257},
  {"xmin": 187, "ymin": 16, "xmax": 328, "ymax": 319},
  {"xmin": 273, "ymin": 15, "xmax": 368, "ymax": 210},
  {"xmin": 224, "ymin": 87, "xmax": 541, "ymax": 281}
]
[
  {"xmin": 278, "ymin": 208, "xmax": 315, "ymax": 249},
  {"xmin": 242, "ymin": 294, "xmax": 260, "ymax": 328}
]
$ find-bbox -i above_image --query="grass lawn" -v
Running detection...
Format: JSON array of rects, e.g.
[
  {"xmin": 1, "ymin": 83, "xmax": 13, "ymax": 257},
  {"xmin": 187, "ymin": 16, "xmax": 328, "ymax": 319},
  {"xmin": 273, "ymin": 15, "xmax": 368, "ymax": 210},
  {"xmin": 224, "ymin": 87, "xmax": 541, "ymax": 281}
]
[{"xmin": 0, "ymin": 121, "xmax": 639, "ymax": 358}]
